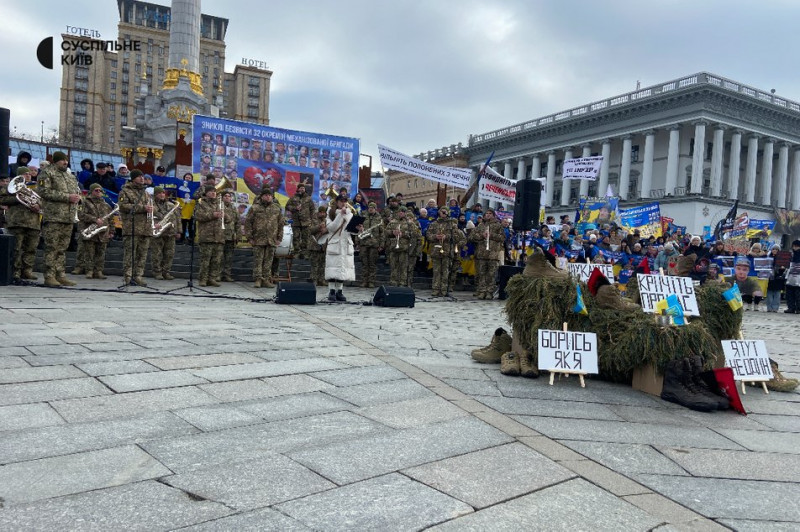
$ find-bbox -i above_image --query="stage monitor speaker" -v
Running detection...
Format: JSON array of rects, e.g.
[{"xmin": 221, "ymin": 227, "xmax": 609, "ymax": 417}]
[
  {"xmin": 0, "ymin": 234, "xmax": 15, "ymax": 286},
  {"xmin": 275, "ymin": 281, "xmax": 317, "ymax": 305},
  {"xmin": 373, "ymin": 285, "xmax": 415, "ymax": 308},
  {"xmin": 498, "ymin": 265, "xmax": 524, "ymax": 300},
  {"xmin": 512, "ymin": 179, "xmax": 542, "ymax": 231}
]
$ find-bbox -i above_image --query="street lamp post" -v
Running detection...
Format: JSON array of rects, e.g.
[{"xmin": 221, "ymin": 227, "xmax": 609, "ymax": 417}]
[{"xmin": 40, "ymin": 121, "xmax": 44, "ymax": 143}]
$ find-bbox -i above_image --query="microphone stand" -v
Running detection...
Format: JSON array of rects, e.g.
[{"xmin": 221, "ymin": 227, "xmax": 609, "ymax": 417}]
[
  {"xmin": 118, "ymin": 189, "xmax": 158, "ymax": 292},
  {"xmin": 166, "ymin": 206, "xmax": 211, "ymax": 294}
]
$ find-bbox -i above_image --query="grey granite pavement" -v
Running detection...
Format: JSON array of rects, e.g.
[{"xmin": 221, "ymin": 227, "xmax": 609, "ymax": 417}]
[{"xmin": 0, "ymin": 279, "xmax": 798, "ymax": 530}]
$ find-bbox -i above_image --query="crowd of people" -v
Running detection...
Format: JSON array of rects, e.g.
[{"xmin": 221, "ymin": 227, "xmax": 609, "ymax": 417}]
[{"xmin": 2, "ymin": 151, "xmax": 799, "ymax": 311}]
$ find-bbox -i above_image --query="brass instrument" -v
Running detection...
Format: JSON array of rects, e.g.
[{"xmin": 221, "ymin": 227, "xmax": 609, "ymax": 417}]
[
  {"xmin": 395, "ymin": 227, "xmax": 401, "ymax": 249},
  {"xmin": 82, "ymin": 203, "xmax": 119, "ymax": 239},
  {"xmin": 7, "ymin": 176, "xmax": 42, "ymax": 211},
  {"xmin": 152, "ymin": 202, "xmax": 181, "ymax": 237},
  {"xmin": 218, "ymin": 196, "xmax": 225, "ymax": 230},
  {"xmin": 324, "ymin": 184, "xmax": 356, "ymax": 214},
  {"xmin": 68, "ymin": 169, "xmax": 81, "ymax": 223},
  {"xmin": 147, "ymin": 193, "xmax": 155, "ymax": 231},
  {"xmin": 214, "ymin": 176, "xmax": 234, "ymax": 192},
  {"xmin": 357, "ymin": 221, "xmax": 382, "ymax": 240},
  {"xmin": 485, "ymin": 226, "xmax": 490, "ymax": 251}
]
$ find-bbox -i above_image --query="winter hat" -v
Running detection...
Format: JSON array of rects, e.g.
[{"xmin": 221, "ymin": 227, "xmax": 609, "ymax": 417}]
[
  {"xmin": 16, "ymin": 166, "xmax": 30, "ymax": 176},
  {"xmin": 89, "ymin": 183, "xmax": 103, "ymax": 192},
  {"xmin": 130, "ymin": 169, "xmax": 143, "ymax": 178},
  {"xmin": 52, "ymin": 151, "xmax": 68, "ymax": 163},
  {"xmin": 367, "ymin": 201, "xmax": 377, "ymax": 208},
  {"xmin": 153, "ymin": 186, "xmax": 165, "ymax": 194}
]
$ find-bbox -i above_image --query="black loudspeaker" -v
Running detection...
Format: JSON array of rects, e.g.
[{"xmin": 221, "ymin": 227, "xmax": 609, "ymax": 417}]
[
  {"xmin": 512, "ymin": 179, "xmax": 542, "ymax": 231},
  {"xmin": 373, "ymin": 285, "xmax": 415, "ymax": 308},
  {"xmin": 0, "ymin": 108, "xmax": 9, "ymax": 178},
  {"xmin": 0, "ymin": 234, "xmax": 15, "ymax": 286},
  {"xmin": 275, "ymin": 281, "xmax": 317, "ymax": 305},
  {"xmin": 498, "ymin": 265, "xmax": 524, "ymax": 300}
]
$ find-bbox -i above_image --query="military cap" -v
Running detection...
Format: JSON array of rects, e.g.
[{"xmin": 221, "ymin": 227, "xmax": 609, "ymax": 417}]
[
  {"xmin": 52, "ymin": 151, "xmax": 68, "ymax": 163},
  {"xmin": 260, "ymin": 186, "xmax": 273, "ymax": 196},
  {"xmin": 318, "ymin": 205, "xmax": 328, "ymax": 213},
  {"xmin": 16, "ymin": 166, "xmax": 30, "ymax": 176},
  {"xmin": 398, "ymin": 206, "xmax": 408, "ymax": 212},
  {"xmin": 89, "ymin": 183, "xmax": 103, "ymax": 191},
  {"xmin": 368, "ymin": 201, "xmax": 377, "ymax": 208},
  {"xmin": 153, "ymin": 186, "xmax": 165, "ymax": 194},
  {"xmin": 203, "ymin": 185, "xmax": 216, "ymax": 195},
  {"xmin": 130, "ymin": 169, "xmax": 143, "ymax": 178}
]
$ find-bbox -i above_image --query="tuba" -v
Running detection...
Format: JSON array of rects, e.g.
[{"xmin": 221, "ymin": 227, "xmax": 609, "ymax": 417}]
[
  {"xmin": 8, "ymin": 175, "xmax": 42, "ymax": 211},
  {"xmin": 82, "ymin": 203, "xmax": 120, "ymax": 239}
]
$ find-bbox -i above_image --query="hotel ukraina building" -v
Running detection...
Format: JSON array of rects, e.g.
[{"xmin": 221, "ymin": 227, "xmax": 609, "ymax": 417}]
[{"xmin": 402, "ymin": 73, "xmax": 800, "ymax": 236}]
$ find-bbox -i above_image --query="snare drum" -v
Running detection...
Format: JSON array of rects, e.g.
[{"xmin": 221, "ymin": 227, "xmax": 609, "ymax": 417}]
[{"xmin": 276, "ymin": 225, "xmax": 293, "ymax": 257}]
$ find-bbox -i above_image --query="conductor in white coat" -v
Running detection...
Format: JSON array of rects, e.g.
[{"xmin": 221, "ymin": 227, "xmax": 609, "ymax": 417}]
[{"xmin": 325, "ymin": 194, "xmax": 355, "ymax": 302}]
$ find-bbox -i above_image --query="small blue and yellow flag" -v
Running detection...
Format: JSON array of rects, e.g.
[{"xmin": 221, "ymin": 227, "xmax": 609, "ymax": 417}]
[
  {"xmin": 573, "ymin": 284, "xmax": 588, "ymax": 315},
  {"xmin": 655, "ymin": 294, "xmax": 686, "ymax": 325},
  {"xmin": 722, "ymin": 283, "xmax": 743, "ymax": 311}
]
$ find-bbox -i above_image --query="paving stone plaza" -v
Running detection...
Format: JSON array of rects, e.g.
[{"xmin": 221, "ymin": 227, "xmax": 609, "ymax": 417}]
[{"xmin": 0, "ymin": 280, "xmax": 798, "ymax": 530}]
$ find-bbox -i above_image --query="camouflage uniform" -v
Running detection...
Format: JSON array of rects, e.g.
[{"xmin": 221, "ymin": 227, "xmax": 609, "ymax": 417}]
[
  {"xmin": 358, "ymin": 210, "xmax": 384, "ymax": 288},
  {"xmin": 307, "ymin": 208, "xmax": 328, "ymax": 285},
  {"xmin": 244, "ymin": 196, "xmax": 284, "ymax": 287},
  {"xmin": 220, "ymin": 200, "xmax": 240, "ymax": 281},
  {"xmin": 468, "ymin": 216, "xmax": 506, "ymax": 299},
  {"xmin": 0, "ymin": 181, "xmax": 40, "ymax": 280},
  {"xmin": 381, "ymin": 203, "xmax": 400, "ymax": 224},
  {"xmin": 194, "ymin": 195, "xmax": 225, "ymax": 286},
  {"xmin": 285, "ymin": 188, "xmax": 315, "ymax": 259},
  {"xmin": 385, "ymin": 214, "xmax": 414, "ymax": 286},
  {"xmin": 406, "ymin": 218, "xmax": 422, "ymax": 287},
  {"xmin": 38, "ymin": 162, "xmax": 80, "ymax": 285},
  {"xmin": 118, "ymin": 181, "xmax": 153, "ymax": 284},
  {"xmin": 426, "ymin": 212, "xmax": 466, "ymax": 296},
  {"xmin": 78, "ymin": 195, "xmax": 113, "ymax": 278},
  {"xmin": 150, "ymin": 197, "xmax": 181, "ymax": 280},
  {"xmin": 72, "ymin": 233, "xmax": 86, "ymax": 274}
]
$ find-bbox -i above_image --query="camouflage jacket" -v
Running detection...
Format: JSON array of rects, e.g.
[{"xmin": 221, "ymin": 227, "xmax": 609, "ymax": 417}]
[
  {"xmin": 223, "ymin": 202, "xmax": 240, "ymax": 241},
  {"xmin": 285, "ymin": 192, "xmax": 315, "ymax": 227},
  {"xmin": 79, "ymin": 196, "xmax": 114, "ymax": 242},
  {"xmin": 38, "ymin": 165, "xmax": 80, "ymax": 224},
  {"xmin": 118, "ymin": 182, "xmax": 153, "ymax": 237},
  {"xmin": 195, "ymin": 198, "xmax": 225, "ymax": 244},
  {"xmin": 153, "ymin": 198, "xmax": 182, "ymax": 238},
  {"xmin": 307, "ymin": 216, "xmax": 328, "ymax": 252},
  {"xmin": 468, "ymin": 218, "xmax": 505, "ymax": 260},
  {"xmin": 244, "ymin": 198, "xmax": 284, "ymax": 247},
  {"xmin": 426, "ymin": 218, "xmax": 466, "ymax": 257},
  {"xmin": 358, "ymin": 212, "xmax": 384, "ymax": 248},
  {"xmin": 385, "ymin": 218, "xmax": 415, "ymax": 252},
  {"xmin": 0, "ymin": 184, "xmax": 40, "ymax": 230},
  {"xmin": 381, "ymin": 205, "xmax": 400, "ymax": 224}
]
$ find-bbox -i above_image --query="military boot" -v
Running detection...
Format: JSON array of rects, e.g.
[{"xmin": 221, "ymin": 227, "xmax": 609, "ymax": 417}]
[
  {"xmin": 44, "ymin": 276, "xmax": 61, "ymax": 287},
  {"xmin": 222, "ymin": 275, "xmax": 234, "ymax": 282},
  {"xmin": 263, "ymin": 279, "xmax": 276, "ymax": 288},
  {"xmin": 71, "ymin": 266, "xmax": 84, "ymax": 275},
  {"xmin": 471, "ymin": 328, "xmax": 512, "ymax": 364},
  {"xmin": 689, "ymin": 356, "xmax": 729, "ymax": 410},
  {"xmin": 519, "ymin": 350, "xmax": 539, "ymax": 378},
  {"xmin": 207, "ymin": 279, "xmax": 221, "ymax": 287},
  {"xmin": 660, "ymin": 359, "xmax": 717, "ymax": 412},
  {"xmin": 199, "ymin": 279, "xmax": 208, "ymax": 287},
  {"xmin": 163, "ymin": 273, "xmax": 175, "ymax": 280},
  {"xmin": 56, "ymin": 274, "xmax": 77, "ymax": 286},
  {"xmin": 93, "ymin": 271, "xmax": 107, "ymax": 279},
  {"xmin": 22, "ymin": 270, "xmax": 38, "ymax": 280},
  {"xmin": 153, "ymin": 272, "xmax": 164, "ymax": 280},
  {"xmin": 85, "ymin": 272, "xmax": 94, "ymax": 279},
  {"xmin": 766, "ymin": 358, "xmax": 799, "ymax": 392},
  {"xmin": 253, "ymin": 278, "xmax": 263, "ymax": 288},
  {"xmin": 500, "ymin": 351, "xmax": 521, "ymax": 376},
  {"xmin": 133, "ymin": 277, "xmax": 147, "ymax": 287}
]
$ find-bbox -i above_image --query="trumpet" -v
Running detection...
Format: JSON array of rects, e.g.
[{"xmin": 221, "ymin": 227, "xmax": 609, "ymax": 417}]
[
  {"xmin": 395, "ymin": 228, "xmax": 401, "ymax": 249},
  {"xmin": 7, "ymin": 176, "xmax": 42, "ymax": 211},
  {"xmin": 82, "ymin": 203, "xmax": 119, "ymax": 239},
  {"xmin": 152, "ymin": 202, "xmax": 181, "ymax": 237},
  {"xmin": 357, "ymin": 221, "xmax": 382, "ymax": 240}
]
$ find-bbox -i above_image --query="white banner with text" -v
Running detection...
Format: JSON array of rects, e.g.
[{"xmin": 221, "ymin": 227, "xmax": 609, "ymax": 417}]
[{"xmin": 378, "ymin": 144, "xmax": 472, "ymax": 189}]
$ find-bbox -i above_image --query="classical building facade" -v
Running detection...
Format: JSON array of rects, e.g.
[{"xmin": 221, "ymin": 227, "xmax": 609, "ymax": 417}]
[
  {"xmin": 410, "ymin": 73, "xmax": 800, "ymax": 235},
  {"xmin": 58, "ymin": 0, "xmax": 271, "ymax": 155}
]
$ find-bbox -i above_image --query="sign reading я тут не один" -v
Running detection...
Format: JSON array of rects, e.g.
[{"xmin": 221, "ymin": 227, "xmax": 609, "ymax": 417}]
[{"xmin": 722, "ymin": 340, "xmax": 774, "ymax": 381}]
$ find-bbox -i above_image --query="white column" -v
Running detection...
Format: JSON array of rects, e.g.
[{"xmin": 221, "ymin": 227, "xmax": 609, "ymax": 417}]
[
  {"xmin": 545, "ymin": 151, "xmax": 556, "ymax": 207},
  {"xmin": 531, "ymin": 154, "xmax": 541, "ymax": 181},
  {"xmin": 775, "ymin": 143, "xmax": 790, "ymax": 209},
  {"xmin": 598, "ymin": 140, "xmax": 611, "ymax": 196},
  {"xmin": 640, "ymin": 130, "xmax": 655, "ymax": 199},
  {"xmin": 560, "ymin": 148, "xmax": 573, "ymax": 206},
  {"xmin": 664, "ymin": 126, "xmax": 680, "ymax": 196},
  {"xmin": 502, "ymin": 160, "xmax": 514, "ymax": 209},
  {"xmin": 745, "ymin": 134, "xmax": 759, "ymax": 203},
  {"xmin": 619, "ymin": 136, "xmax": 632, "ymax": 200},
  {"xmin": 709, "ymin": 126, "xmax": 725, "ymax": 197},
  {"xmin": 727, "ymin": 130, "xmax": 742, "ymax": 200},
  {"xmin": 579, "ymin": 144, "xmax": 591, "ymax": 197},
  {"xmin": 517, "ymin": 157, "xmax": 527, "ymax": 181},
  {"xmin": 791, "ymin": 147, "xmax": 800, "ymax": 210},
  {"xmin": 690, "ymin": 121, "xmax": 707, "ymax": 194},
  {"xmin": 759, "ymin": 139, "xmax": 774, "ymax": 205}
]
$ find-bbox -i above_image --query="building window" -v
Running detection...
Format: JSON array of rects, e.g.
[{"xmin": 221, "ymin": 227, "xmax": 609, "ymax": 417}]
[
  {"xmin": 247, "ymin": 108, "xmax": 258, "ymax": 118},
  {"xmin": 135, "ymin": 63, "xmax": 140, "ymax": 74},
  {"xmin": 109, "ymin": 114, "xmax": 115, "ymax": 122},
  {"xmin": 539, "ymin": 164, "xmax": 547, "ymax": 178},
  {"xmin": 75, "ymin": 92, "xmax": 87, "ymax": 103},
  {"xmin": 75, "ymin": 67, "xmax": 89, "ymax": 80},
  {"xmin": 109, "ymin": 103, "xmax": 115, "ymax": 112},
  {"xmin": 110, "ymin": 93, "xmax": 116, "ymax": 101},
  {"xmin": 75, "ymin": 80, "xmax": 88, "ymax": 91},
  {"xmin": 110, "ymin": 82, "xmax": 116, "ymax": 90},
  {"xmin": 555, "ymin": 159, "xmax": 563, "ymax": 174},
  {"xmin": 111, "ymin": 60, "xmax": 118, "ymax": 68},
  {"xmin": 110, "ymin": 71, "xmax": 117, "ymax": 79},
  {"xmin": 158, "ymin": 67, "xmax": 164, "ymax": 77},
  {"xmin": 122, "ymin": 73, "xmax": 129, "ymax": 82},
  {"xmin": 120, "ymin": 116, "xmax": 127, "ymax": 126},
  {"xmin": 248, "ymin": 87, "xmax": 259, "ymax": 97},
  {"xmin": 122, "ymin": 62, "xmax": 129, "ymax": 72},
  {"xmin": 135, "ymin": 85, "xmax": 140, "ymax": 93},
  {"xmin": 73, "ymin": 125, "xmax": 86, "ymax": 138},
  {"xmin": 248, "ymin": 76, "xmax": 260, "ymax": 87},
  {"xmin": 158, "ymin": 46, "xmax": 164, "ymax": 55},
  {"xmin": 248, "ymin": 96, "xmax": 259, "ymax": 106},
  {"xmin": 631, "ymin": 145, "xmax": 640, "ymax": 163},
  {"xmin": 73, "ymin": 114, "xmax": 86, "ymax": 125},
  {"xmin": 109, "ymin": 125, "xmax": 115, "ymax": 133},
  {"xmin": 203, "ymin": 65, "xmax": 209, "ymax": 74}
]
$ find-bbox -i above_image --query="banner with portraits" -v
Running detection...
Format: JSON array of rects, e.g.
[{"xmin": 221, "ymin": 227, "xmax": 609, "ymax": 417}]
[{"xmin": 192, "ymin": 115, "xmax": 359, "ymax": 207}]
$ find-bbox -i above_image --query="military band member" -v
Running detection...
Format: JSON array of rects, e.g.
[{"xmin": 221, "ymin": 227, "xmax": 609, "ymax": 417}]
[
  {"xmin": 78, "ymin": 183, "xmax": 114, "ymax": 279},
  {"xmin": 381, "ymin": 195, "xmax": 401, "ymax": 224},
  {"xmin": 285, "ymin": 182, "xmax": 315, "ymax": 260},
  {"xmin": 468, "ymin": 208, "xmax": 506, "ymax": 299},
  {"xmin": 307, "ymin": 206, "xmax": 328, "ymax": 286},
  {"xmin": 0, "ymin": 167, "xmax": 41, "ymax": 281},
  {"xmin": 426, "ymin": 206, "xmax": 466, "ymax": 296},
  {"xmin": 244, "ymin": 186, "xmax": 284, "ymax": 288},
  {"xmin": 118, "ymin": 169, "xmax": 154, "ymax": 286},
  {"xmin": 406, "ymin": 214, "xmax": 423, "ymax": 287},
  {"xmin": 385, "ymin": 206, "xmax": 414, "ymax": 287},
  {"xmin": 194, "ymin": 185, "xmax": 225, "ymax": 287},
  {"xmin": 38, "ymin": 151, "xmax": 80, "ymax": 287},
  {"xmin": 220, "ymin": 190, "xmax": 240, "ymax": 282},
  {"xmin": 150, "ymin": 187, "xmax": 181, "ymax": 280},
  {"xmin": 357, "ymin": 201, "xmax": 383, "ymax": 288}
]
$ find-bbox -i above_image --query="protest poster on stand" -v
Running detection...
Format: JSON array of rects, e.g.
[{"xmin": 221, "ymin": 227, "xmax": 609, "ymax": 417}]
[
  {"xmin": 538, "ymin": 329, "xmax": 598, "ymax": 374},
  {"xmin": 637, "ymin": 274, "xmax": 699, "ymax": 316},
  {"xmin": 567, "ymin": 263, "xmax": 614, "ymax": 283},
  {"xmin": 722, "ymin": 340, "xmax": 773, "ymax": 381}
]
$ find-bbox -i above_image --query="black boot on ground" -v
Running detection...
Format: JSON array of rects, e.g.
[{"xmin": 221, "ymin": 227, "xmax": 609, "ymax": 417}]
[
  {"xmin": 335, "ymin": 290, "xmax": 346, "ymax": 302},
  {"xmin": 660, "ymin": 359, "xmax": 718, "ymax": 412},
  {"xmin": 689, "ymin": 356, "xmax": 729, "ymax": 410},
  {"xmin": 327, "ymin": 289, "xmax": 336, "ymax": 302}
]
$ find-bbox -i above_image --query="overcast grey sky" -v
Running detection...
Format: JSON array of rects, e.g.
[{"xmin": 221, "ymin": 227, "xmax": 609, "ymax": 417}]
[{"xmin": 2, "ymin": 0, "xmax": 799, "ymax": 166}]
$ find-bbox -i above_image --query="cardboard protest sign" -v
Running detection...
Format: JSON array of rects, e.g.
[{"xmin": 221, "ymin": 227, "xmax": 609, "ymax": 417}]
[
  {"xmin": 637, "ymin": 274, "xmax": 699, "ymax": 316},
  {"xmin": 538, "ymin": 329, "xmax": 598, "ymax": 374},
  {"xmin": 567, "ymin": 263, "xmax": 614, "ymax": 283},
  {"xmin": 722, "ymin": 340, "xmax": 773, "ymax": 381}
]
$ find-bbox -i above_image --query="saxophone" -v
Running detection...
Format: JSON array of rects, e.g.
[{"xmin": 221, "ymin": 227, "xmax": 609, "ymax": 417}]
[
  {"xmin": 152, "ymin": 202, "xmax": 181, "ymax": 237},
  {"xmin": 82, "ymin": 203, "xmax": 120, "ymax": 239}
]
